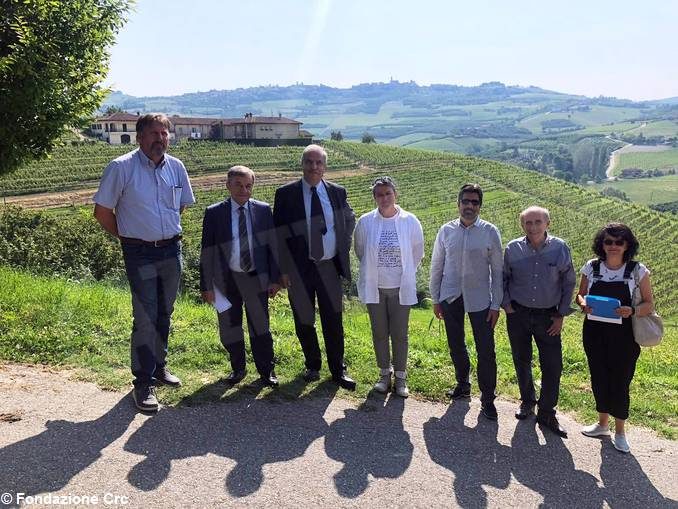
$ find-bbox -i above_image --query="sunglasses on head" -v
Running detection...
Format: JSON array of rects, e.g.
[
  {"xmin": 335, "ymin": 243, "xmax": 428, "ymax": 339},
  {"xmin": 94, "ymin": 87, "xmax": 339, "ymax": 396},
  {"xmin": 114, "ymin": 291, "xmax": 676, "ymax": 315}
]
[
  {"xmin": 460, "ymin": 199, "xmax": 480, "ymax": 206},
  {"xmin": 603, "ymin": 239, "xmax": 625, "ymax": 246}
]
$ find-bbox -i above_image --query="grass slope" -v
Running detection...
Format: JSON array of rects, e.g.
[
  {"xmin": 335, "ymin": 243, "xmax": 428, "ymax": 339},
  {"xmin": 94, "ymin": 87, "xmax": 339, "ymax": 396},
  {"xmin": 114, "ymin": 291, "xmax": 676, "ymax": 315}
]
[
  {"xmin": 1, "ymin": 266, "xmax": 675, "ymax": 438},
  {"xmin": 618, "ymin": 148, "xmax": 678, "ymax": 171},
  {"xmin": 595, "ymin": 176, "xmax": 678, "ymax": 205}
]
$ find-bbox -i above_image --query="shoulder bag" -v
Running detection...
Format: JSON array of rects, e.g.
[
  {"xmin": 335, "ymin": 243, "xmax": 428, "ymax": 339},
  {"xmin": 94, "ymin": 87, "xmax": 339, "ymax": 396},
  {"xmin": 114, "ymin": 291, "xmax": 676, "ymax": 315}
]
[{"xmin": 630, "ymin": 263, "xmax": 663, "ymax": 347}]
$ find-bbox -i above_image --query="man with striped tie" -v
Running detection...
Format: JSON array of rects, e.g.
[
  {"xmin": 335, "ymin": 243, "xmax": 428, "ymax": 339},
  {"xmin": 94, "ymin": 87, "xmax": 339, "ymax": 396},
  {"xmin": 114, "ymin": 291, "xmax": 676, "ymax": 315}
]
[{"xmin": 200, "ymin": 165, "xmax": 281, "ymax": 386}]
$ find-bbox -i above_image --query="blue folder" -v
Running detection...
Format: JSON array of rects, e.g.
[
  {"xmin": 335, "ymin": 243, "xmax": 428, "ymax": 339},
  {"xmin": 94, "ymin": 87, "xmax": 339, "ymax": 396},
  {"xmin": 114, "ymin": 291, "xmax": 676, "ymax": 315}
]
[{"xmin": 586, "ymin": 295, "xmax": 622, "ymax": 324}]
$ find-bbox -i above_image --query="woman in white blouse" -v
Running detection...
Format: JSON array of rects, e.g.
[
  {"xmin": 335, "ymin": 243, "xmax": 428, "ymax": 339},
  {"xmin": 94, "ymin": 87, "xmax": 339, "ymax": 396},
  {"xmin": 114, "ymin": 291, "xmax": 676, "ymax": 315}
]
[
  {"xmin": 354, "ymin": 176, "xmax": 424, "ymax": 397},
  {"xmin": 575, "ymin": 223, "xmax": 654, "ymax": 453}
]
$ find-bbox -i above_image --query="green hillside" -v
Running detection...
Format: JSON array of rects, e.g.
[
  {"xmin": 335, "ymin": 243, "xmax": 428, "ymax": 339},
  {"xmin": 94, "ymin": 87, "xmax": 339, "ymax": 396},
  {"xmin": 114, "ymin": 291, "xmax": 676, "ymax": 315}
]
[{"xmin": 618, "ymin": 148, "xmax": 678, "ymax": 171}]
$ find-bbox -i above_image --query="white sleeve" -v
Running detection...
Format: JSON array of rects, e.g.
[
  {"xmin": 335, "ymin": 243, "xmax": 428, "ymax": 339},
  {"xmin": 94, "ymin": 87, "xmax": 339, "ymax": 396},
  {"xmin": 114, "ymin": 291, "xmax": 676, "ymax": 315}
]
[{"xmin": 579, "ymin": 260, "xmax": 594, "ymax": 278}]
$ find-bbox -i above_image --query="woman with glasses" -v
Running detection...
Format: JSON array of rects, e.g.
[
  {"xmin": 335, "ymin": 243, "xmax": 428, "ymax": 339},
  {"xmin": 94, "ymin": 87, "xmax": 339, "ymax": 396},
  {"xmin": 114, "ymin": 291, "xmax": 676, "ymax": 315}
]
[
  {"xmin": 575, "ymin": 223, "xmax": 655, "ymax": 453},
  {"xmin": 354, "ymin": 176, "xmax": 424, "ymax": 397}
]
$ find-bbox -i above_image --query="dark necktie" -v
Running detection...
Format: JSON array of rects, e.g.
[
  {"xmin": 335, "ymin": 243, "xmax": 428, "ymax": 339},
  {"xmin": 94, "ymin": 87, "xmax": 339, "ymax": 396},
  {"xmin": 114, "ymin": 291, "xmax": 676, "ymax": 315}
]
[
  {"xmin": 310, "ymin": 186, "xmax": 325, "ymax": 261},
  {"xmin": 238, "ymin": 206, "xmax": 252, "ymax": 272}
]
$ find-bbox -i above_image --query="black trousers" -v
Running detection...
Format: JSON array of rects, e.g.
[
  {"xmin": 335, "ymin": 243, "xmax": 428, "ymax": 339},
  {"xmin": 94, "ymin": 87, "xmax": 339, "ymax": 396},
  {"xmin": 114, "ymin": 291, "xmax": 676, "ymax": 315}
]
[
  {"xmin": 506, "ymin": 305, "xmax": 562, "ymax": 416},
  {"xmin": 440, "ymin": 296, "xmax": 496, "ymax": 404},
  {"xmin": 217, "ymin": 271, "xmax": 274, "ymax": 377},
  {"xmin": 583, "ymin": 319, "xmax": 640, "ymax": 420},
  {"xmin": 287, "ymin": 259, "xmax": 345, "ymax": 377}
]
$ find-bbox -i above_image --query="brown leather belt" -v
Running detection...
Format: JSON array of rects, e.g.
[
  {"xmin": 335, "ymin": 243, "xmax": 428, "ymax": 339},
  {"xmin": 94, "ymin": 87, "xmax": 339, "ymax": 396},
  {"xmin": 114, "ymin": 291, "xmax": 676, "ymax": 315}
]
[{"xmin": 119, "ymin": 235, "xmax": 181, "ymax": 247}]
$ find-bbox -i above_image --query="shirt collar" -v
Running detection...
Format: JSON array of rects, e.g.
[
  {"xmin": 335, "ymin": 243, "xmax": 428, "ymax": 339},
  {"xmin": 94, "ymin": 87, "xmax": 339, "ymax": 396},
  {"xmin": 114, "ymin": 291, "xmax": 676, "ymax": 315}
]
[
  {"xmin": 137, "ymin": 148, "xmax": 165, "ymax": 169},
  {"xmin": 523, "ymin": 232, "xmax": 552, "ymax": 249},
  {"xmin": 230, "ymin": 198, "xmax": 250, "ymax": 211},
  {"xmin": 302, "ymin": 177, "xmax": 324, "ymax": 192},
  {"xmin": 457, "ymin": 216, "xmax": 481, "ymax": 229}
]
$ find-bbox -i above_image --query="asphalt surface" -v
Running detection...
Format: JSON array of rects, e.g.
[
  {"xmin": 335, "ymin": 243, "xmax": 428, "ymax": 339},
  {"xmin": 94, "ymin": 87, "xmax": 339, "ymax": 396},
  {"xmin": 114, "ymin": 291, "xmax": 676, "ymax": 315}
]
[{"xmin": 1, "ymin": 364, "xmax": 676, "ymax": 508}]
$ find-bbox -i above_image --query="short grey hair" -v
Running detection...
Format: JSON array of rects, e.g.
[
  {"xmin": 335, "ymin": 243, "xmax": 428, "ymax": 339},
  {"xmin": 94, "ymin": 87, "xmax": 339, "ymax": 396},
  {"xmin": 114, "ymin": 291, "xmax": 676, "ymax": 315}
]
[
  {"xmin": 520, "ymin": 205, "xmax": 550, "ymax": 223},
  {"xmin": 301, "ymin": 144, "xmax": 327, "ymax": 165},
  {"xmin": 227, "ymin": 165, "xmax": 255, "ymax": 183}
]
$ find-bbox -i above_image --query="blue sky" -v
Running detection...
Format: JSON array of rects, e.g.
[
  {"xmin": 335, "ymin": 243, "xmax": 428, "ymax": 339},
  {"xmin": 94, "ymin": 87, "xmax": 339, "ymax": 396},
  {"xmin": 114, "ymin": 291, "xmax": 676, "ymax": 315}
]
[{"xmin": 105, "ymin": 0, "xmax": 678, "ymax": 101}]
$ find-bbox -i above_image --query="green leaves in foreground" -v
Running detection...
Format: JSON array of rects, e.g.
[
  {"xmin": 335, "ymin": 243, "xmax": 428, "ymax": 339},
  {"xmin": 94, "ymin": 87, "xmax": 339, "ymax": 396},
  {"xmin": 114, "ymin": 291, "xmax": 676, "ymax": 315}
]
[{"xmin": 0, "ymin": 0, "xmax": 131, "ymax": 175}]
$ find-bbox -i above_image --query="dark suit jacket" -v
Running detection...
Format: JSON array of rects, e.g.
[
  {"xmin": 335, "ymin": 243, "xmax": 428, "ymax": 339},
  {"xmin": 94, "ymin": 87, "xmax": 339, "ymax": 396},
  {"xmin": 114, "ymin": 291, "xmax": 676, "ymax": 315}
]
[
  {"xmin": 200, "ymin": 198, "xmax": 280, "ymax": 295},
  {"xmin": 273, "ymin": 179, "xmax": 355, "ymax": 280}
]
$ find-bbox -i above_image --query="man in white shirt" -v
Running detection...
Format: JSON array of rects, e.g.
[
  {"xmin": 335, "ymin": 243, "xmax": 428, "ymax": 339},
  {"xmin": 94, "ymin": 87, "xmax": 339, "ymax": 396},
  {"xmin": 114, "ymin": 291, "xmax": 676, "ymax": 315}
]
[{"xmin": 430, "ymin": 183, "xmax": 503, "ymax": 420}]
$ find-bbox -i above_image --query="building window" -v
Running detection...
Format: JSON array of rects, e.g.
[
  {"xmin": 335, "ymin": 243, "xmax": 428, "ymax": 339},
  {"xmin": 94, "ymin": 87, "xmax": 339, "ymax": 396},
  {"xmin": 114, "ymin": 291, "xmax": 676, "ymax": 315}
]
[{"xmin": 122, "ymin": 123, "xmax": 127, "ymax": 132}]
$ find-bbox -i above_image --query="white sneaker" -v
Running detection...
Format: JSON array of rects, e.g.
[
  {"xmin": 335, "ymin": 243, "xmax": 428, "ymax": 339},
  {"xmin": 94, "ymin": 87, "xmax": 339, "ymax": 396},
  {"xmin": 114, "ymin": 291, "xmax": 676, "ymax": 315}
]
[
  {"xmin": 613, "ymin": 433, "xmax": 630, "ymax": 453},
  {"xmin": 581, "ymin": 423, "xmax": 611, "ymax": 437},
  {"xmin": 373, "ymin": 373, "xmax": 391, "ymax": 394},
  {"xmin": 394, "ymin": 377, "xmax": 409, "ymax": 398}
]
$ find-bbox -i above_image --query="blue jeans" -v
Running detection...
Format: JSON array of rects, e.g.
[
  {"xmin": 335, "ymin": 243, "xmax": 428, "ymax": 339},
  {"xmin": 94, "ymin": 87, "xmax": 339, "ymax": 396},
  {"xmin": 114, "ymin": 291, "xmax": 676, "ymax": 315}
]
[{"xmin": 121, "ymin": 241, "xmax": 182, "ymax": 387}]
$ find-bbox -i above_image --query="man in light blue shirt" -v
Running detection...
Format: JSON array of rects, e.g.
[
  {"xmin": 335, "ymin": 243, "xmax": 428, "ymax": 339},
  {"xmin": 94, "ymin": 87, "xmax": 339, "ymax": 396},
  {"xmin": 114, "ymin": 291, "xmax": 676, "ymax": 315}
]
[
  {"xmin": 430, "ymin": 183, "xmax": 503, "ymax": 420},
  {"xmin": 94, "ymin": 113, "xmax": 195, "ymax": 412},
  {"xmin": 503, "ymin": 206, "xmax": 575, "ymax": 437}
]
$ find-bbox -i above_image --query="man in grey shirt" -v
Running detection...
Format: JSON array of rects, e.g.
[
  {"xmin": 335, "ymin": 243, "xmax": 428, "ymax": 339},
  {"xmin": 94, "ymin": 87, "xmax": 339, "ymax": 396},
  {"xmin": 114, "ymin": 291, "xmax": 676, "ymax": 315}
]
[
  {"xmin": 430, "ymin": 183, "xmax": 503, "ymax": 420},
  {"xmin": 94, "ymin": 113, "xmax": 195, "ymax": 412},
  {"xmin": 503, "ymin": 206, "xmax": 575, "ymax": 437}
]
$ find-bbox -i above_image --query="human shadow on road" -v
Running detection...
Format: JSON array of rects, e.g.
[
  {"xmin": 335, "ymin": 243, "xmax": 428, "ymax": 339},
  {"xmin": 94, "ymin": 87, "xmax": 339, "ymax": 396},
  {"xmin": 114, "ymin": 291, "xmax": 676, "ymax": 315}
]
[
  {"xmin": 0, "ymin": 396, "xmax": 135, "ymax": 508},
  {"xmin": 598, "ymin": 440, "xmax": 672, "ymax": 508},
  {"xmin": 324, "ymin": 392, "xmax": 413, "ymax": 498},
  {"xmin": 510, "ymin": 418, "xmax": 604, "ymax": 508},
  {"xmin": 124, "ymin": 377, "xmax": 338, "ymax": 498},
  {"xmin": 423, "ymin": 401, "xmax": 511, "ymax": 508}
]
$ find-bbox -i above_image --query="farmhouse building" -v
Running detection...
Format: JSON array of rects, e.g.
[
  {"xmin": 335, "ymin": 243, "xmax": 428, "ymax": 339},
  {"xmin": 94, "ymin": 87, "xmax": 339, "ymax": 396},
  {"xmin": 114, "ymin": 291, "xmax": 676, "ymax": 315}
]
[
  {"xmin": 90, "ymin": 112, "xmax": 143, "ymax": 145},
  {"xmin": 91, "ymin": 112, "xmax": 310, "ymax": 146}
]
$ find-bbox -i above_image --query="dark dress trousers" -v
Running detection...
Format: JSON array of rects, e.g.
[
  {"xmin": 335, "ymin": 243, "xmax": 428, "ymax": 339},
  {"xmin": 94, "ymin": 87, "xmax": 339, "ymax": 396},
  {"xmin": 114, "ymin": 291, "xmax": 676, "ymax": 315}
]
[
  {"xmin": 200, "ymin": 198, "xmax": 280, "ymax": 376},
  {"xmin": 273, "ymin": 179, "xmax": 355, "ymax": 377}
]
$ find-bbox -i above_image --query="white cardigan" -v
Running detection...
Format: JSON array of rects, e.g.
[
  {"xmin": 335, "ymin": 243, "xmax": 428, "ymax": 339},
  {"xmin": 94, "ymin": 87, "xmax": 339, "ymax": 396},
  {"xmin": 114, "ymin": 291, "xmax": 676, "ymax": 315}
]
[{"xmin": 354, "ymin": 207, "xmax": 424, "ymax": 305}]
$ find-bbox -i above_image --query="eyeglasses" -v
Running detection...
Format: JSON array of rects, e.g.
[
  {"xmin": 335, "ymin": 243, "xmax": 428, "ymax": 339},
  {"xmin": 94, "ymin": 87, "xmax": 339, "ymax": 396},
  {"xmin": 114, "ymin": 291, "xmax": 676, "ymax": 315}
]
[
  {"xmin": 460, "ymin": 199, "xmax": 480, "ymax": 206},
  {"xmin": 603, "ymin": 239, "xmax": 625, "ymax": 246}
]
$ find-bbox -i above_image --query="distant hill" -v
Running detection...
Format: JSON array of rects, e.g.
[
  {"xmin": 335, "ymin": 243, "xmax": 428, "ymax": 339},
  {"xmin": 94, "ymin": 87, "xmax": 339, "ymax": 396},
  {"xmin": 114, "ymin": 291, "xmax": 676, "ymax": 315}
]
[{"xmin": 102, "ymin": 82, "xmax": 678, "ymax": 189}]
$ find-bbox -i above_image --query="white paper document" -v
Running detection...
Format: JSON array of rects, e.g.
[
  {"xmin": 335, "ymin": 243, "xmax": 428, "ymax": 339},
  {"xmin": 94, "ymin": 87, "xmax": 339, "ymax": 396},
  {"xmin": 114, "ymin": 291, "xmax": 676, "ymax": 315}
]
[
  {"xmin": 213, "ymin": 286, "xmax": 232, "ymax": 313},
  {"xmin": 586, "ymin": 313, "xmax": 622, "ymax": 324}
]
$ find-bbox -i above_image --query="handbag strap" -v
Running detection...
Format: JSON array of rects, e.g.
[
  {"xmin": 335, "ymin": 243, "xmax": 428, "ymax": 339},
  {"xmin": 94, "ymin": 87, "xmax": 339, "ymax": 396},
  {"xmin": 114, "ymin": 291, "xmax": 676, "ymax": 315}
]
[{"xmin": 630, "ymin": 262, "xmax": 642, "ymax": 306}]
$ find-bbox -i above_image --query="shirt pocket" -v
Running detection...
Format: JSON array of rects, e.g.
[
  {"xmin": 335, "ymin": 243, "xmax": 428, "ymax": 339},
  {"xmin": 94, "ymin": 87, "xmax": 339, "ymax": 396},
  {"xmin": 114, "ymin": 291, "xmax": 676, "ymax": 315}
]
[
  {"xmin": 160, "ymin": 179, "xmax": 181, "ymax": 210},
  {"xmin": 547, "ymin": 262, "xmax": 561, "ymax": 284}
]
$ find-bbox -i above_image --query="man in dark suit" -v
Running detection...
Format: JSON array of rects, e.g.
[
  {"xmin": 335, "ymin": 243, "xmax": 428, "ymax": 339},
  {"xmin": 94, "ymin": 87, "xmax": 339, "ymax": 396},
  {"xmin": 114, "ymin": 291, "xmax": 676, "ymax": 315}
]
[
  {"xmin": 200, "ymin": 165, "xmax": 280, "ymax": 386},
  {"xmin": 273, "ymin": 145, "xmax": 357, "ymax": 390}
]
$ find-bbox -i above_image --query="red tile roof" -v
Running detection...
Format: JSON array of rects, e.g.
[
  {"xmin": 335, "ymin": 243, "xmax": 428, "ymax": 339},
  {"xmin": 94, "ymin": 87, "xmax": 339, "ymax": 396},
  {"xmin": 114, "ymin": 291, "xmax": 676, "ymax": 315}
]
[
  {"xmin": 98, "ymin": 112, "xmax": 139, "ymax": 122},
  {"xmin": 95, "ymin": 113, "xmax": 302, "ymax": 126},
  {"xmin": 236, "ymin": 116, "xmax": 302, "ymax": 124}
]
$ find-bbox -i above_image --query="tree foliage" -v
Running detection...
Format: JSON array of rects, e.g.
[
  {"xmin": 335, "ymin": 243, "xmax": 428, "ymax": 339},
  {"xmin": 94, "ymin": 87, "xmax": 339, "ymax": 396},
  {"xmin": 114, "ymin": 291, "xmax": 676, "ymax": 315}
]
[
  {"xmin": 0, "ymin": 0, "xmax": 131, "ymax": 175},
  {"xmin": 103, "ymin": 105, "xmax": 124, "ymax": 116},
  {"xmin": 330, "ymin": 130, "xmax": 343, "ymax": 141},
  {"xmin": 600, "ymin": 186, "xmax": 630, "ymax": 201},
  {"xmin": 361, "ymin": 132, "xmax": 375, "ymax": 144}
]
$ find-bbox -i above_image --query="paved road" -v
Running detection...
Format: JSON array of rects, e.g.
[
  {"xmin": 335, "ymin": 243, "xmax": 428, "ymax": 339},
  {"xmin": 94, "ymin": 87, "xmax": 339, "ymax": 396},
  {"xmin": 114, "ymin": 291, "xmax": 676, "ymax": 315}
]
[{"xmin": 1, "ymin": 364, "xmax": 676, "ymax": 508}]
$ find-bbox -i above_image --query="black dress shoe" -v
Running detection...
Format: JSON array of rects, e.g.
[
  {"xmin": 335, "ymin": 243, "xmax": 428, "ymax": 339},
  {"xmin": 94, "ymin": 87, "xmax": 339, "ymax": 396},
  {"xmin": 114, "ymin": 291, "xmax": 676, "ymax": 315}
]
[
  {"xmin": 515, "ymin": 403, "xmax": 536, "ymax": 420},
  {"xmin": 332, "ymin": 374, "xmax": 356, "ymax": 391},
  {"xmin": 302, "ymin": 369, "xmax": 321, "ymax": 382},
  {"xmin": 537, "ymin": 413, "xmax": 568, "ymax": 438},
  {"xmin": 260, "ymin": 371, "xmax": 279, "ymax": 387},
  {"xmin": 155, "ymin": 366, "xmax": 182, "ymax": 387},
  {"xmin": 225, "ymin": 370, "xmax": 247, "ymax": 385},
  {"xmin": 446, "ymin": 384, "xmax": 471, "ymax": 400},
  {"xmin": 481, "ymin": 402, "xmax": 498, "ymax": 421}
]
